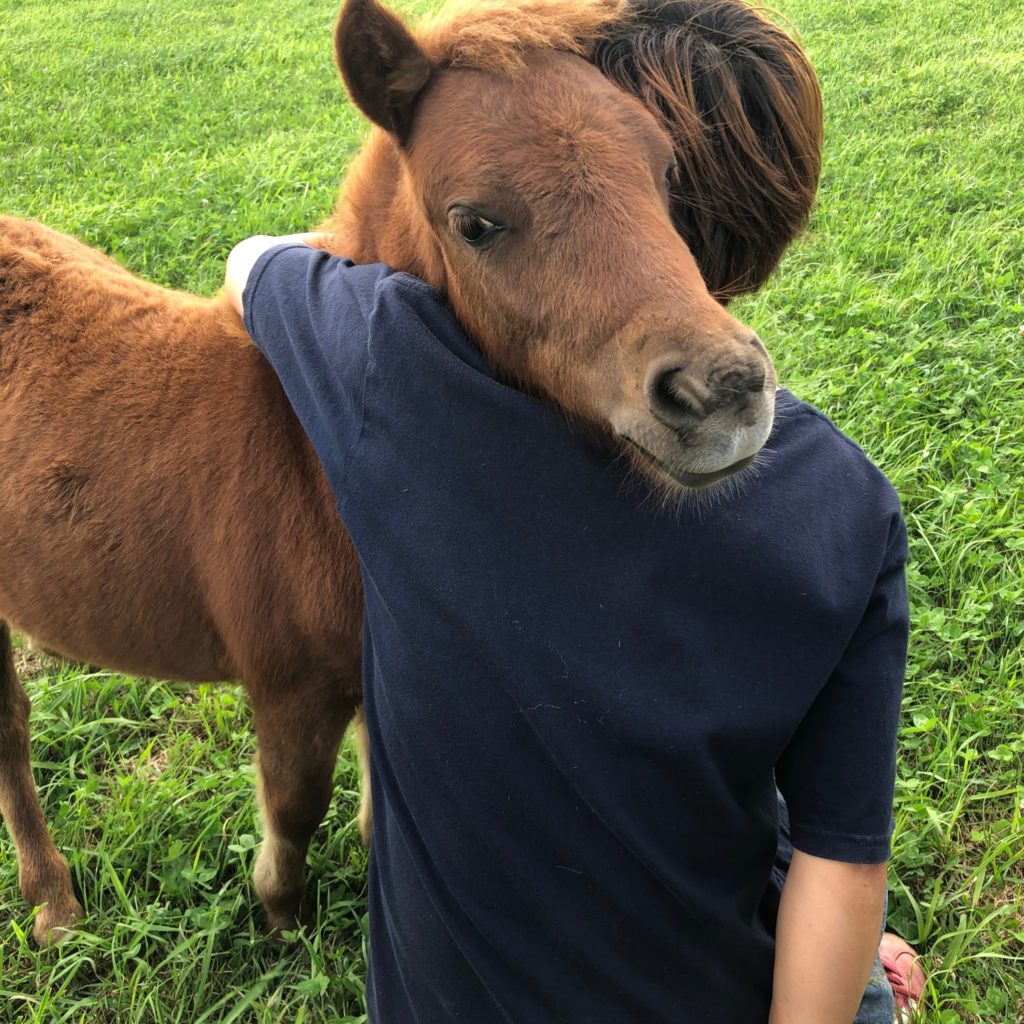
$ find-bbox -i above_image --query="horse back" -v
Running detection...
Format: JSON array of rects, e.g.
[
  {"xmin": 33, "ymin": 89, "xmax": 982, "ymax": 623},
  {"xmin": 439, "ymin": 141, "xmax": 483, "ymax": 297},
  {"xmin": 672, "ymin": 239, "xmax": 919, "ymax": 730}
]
[{"xmin": 0, "ymin": 217, "xmax": 362, "ymax": 689}]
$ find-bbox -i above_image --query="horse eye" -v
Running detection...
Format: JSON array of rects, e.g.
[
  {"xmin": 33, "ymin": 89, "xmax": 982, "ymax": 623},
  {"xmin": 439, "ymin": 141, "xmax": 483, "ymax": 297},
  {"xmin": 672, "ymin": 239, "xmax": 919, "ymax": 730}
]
[
  {"xmin": 448, "ymin": 207, "xmax": 504, "ymax": 249},
  {"xmin": 460, "ymin": 215, "xmax": 492, "ymax": 241},
  {"xmin": 665, "ymin": 160, "xmax": 678, "ymax": 188}
]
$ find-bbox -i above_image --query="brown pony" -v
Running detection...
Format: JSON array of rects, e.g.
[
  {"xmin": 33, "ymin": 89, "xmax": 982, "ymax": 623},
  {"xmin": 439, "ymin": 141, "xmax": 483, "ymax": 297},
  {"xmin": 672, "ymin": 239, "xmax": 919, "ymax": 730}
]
[{"xmin": 0, "ymin": 0, "xmax": 822, "ymax": 945}]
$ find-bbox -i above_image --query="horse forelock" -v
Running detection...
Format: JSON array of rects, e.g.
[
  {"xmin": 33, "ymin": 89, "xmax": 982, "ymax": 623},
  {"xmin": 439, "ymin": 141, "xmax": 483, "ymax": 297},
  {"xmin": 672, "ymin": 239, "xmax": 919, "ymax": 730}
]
[{"xmin": 415, "ymin": 0, "xmax": 629, "ymax": 75}]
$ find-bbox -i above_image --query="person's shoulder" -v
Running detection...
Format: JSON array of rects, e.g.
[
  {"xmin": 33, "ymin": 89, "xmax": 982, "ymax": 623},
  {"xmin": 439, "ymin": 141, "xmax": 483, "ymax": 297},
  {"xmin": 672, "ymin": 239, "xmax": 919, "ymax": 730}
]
[
  {"xmin": 368, "ymin": 270, "xmax": 463, "ymax": 341},
  {"xmin": 372, "ymin": 269, "xmax": 451, "ymax": 320},
  {"xmin": 770, "ymin": 389, "xmax": 901, "ymax": 514},
  {"xmin": 774, "ymin": 388, "xmax": 861, "ymax": 444},
  {"xmin": 369, "ymin": 270, "xmax": 493, "ymax": 375}
]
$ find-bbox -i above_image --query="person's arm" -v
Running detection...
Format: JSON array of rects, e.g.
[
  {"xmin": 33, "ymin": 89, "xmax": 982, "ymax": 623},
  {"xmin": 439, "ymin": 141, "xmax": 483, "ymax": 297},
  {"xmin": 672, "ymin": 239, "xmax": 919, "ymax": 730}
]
[
  {"xmin": 769, "ymin": 850, "xmax": 887, "ymax": 1024},
  {"xmin": 227, "ymin": 237, "xmax": 395, "ymax": 500},
  {"xmin": 224, "ymin": 232, "xmax": 330, "ymax": 317},
  {"xmin": 772, "ymin": 508, "xmax": 908, "ymax": 1020}
]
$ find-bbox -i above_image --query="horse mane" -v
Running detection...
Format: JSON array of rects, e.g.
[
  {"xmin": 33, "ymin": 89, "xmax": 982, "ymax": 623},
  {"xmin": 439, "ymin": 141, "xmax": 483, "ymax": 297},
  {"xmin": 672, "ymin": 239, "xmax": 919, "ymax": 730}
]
[
  {"xmin": 416, "ymin": 0, "xmax": 628, "ymax": 74},
  {"xmin": 415, "ymin": 0, "xmax": 823, "ymax": 301}
]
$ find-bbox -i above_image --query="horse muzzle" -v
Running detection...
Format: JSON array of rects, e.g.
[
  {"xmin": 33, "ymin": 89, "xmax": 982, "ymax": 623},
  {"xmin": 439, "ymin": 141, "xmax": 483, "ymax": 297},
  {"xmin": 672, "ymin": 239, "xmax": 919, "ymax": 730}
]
[{"xmin": 612, "ymin": 370, "xmax": 777, "ymax": 490}]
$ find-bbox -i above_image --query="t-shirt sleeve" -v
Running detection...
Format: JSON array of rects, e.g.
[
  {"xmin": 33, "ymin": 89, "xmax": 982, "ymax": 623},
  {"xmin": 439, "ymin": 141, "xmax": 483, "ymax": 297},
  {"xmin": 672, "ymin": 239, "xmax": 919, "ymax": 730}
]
[
  {"xmin": 775, "ymin": 511, "xmax": 909, "ymax": 864},
  {"xmin": 242, "ymin": 243, "xmax": 385, "ymax": 494}
]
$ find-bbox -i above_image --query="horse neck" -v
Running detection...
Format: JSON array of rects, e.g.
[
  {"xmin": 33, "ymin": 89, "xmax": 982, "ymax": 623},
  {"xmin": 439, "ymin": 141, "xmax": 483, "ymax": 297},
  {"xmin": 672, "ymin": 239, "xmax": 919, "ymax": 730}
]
[{"xmin": 323, "ymin": 131, "xmax": 446, "ymax": 290}]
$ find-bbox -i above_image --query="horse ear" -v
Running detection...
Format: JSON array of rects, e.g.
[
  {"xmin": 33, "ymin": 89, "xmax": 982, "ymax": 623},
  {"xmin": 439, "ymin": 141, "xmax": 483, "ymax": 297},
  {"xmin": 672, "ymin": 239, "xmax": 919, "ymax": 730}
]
[{"xmin": 335, "ymin": 0, "xmax": 432, "ymax": 145}]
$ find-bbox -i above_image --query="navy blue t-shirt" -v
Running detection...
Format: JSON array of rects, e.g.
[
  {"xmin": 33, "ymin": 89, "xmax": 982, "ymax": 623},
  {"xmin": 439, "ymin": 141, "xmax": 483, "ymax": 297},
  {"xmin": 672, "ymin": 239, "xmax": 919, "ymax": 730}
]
[{"xmin": 243, "ymin": 245, "xmax": 908, "ymax": 1023}]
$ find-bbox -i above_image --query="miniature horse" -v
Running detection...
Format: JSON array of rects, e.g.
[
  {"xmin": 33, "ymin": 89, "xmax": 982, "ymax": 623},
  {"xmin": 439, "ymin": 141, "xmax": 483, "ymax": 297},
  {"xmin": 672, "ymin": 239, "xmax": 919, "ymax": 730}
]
[{"xmin": 0, "ymin": 0, "xmax": 822, "ymax": 944}]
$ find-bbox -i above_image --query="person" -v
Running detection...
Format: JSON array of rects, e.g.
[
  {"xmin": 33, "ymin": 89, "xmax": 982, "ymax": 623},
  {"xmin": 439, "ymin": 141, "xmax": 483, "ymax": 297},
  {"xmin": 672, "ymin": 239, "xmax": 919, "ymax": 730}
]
[{"xmin": 224, "ymin": 234, "xmax": 925, "ymax": 1022}]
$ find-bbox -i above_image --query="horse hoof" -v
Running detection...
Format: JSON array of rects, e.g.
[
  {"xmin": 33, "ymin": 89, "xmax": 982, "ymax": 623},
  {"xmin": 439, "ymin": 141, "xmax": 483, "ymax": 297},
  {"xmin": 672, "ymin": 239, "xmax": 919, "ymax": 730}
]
[
  {"xmin": 263, "ymin": 917, "xmax": 301, "ymax": 942},
  {"xmin": 260, "ymin": 897, "xmax": 307, "ymax": 942},
  {"xmin": 32, "ymin": 896, "xmax": 85, "ymax": 946}
]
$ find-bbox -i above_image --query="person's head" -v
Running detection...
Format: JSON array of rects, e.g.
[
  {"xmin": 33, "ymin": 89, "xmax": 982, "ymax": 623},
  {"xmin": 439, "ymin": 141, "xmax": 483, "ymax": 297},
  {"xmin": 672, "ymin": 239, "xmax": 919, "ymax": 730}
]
[{"xmin": 593, "ymin": 0, "xmax": 823, "ymax": 300}]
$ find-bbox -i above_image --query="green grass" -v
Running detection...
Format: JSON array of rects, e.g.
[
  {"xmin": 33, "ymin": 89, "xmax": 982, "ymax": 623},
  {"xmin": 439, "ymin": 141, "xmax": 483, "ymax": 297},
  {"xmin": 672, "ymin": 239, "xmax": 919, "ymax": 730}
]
[{"xmin": 1, "ymin": 0, "xmax": 1022, "ymax": 1020}]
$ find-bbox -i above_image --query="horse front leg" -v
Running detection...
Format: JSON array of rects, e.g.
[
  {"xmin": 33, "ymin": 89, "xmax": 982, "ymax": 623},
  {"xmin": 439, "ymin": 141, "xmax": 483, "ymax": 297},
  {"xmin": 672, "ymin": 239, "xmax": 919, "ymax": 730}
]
[
  {"xmin": 352, "ymin": 704, "xmax": 374, "ymax": 845},
  {"xmin": 0, "ymin": 623, "xmax": 84, "ymax": 945},
  {"xmin": 249, "ymin": 675, "xmax": 357, "ymax": 934}
]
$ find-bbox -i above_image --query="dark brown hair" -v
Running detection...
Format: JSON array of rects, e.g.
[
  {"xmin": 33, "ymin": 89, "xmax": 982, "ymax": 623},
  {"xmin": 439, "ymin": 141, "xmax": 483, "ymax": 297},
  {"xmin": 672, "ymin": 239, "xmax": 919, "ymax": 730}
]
[{"xmin": 592, "ymin": 0, "xmax": 823, "ymax": 299}]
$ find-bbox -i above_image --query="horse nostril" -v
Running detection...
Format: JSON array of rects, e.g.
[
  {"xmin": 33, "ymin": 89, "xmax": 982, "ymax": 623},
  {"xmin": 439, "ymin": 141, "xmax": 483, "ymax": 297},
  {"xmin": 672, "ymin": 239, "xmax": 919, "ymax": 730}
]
[
  {"xmin": 647, "ymin": 367, "xmax": 713, "ymax": 427},
  {"xmin": 707, "ymin": 362, "xmax": 766, "ymax": 400},
  {"xmin": 742, "ymin": 364, "xmax": 766, "ymax": 393}
]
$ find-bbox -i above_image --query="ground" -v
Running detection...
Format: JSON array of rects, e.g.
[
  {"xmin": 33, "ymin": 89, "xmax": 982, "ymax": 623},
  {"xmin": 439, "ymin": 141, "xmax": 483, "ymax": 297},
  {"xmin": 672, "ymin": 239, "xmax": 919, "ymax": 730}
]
[{"xmin": 0, "ymin": 0, "xmax": 1022, "ymax": 1021}]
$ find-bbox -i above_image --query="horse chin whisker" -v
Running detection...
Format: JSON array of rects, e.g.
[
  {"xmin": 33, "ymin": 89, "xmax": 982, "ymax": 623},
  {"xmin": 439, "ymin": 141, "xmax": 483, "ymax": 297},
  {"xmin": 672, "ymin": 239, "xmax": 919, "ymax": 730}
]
[
  {"xmin": 611, "ymin": 437, "xmax": 766, "ymax": 522},
  {"xmin": 620, "ymin": 436, "xmax": 755, "ymax": 485}
]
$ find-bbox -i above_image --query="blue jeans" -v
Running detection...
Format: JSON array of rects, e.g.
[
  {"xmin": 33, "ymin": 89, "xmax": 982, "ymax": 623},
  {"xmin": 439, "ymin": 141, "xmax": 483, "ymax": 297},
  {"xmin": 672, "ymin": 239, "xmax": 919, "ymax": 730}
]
[{"xmin": 774, "ymin": 797, "xmax": 894, "ymax": 1024}]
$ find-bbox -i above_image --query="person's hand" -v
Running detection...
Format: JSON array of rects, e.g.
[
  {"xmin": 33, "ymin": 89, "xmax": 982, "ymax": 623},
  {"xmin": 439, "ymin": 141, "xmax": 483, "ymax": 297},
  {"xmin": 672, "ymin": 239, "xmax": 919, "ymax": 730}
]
[{"xmin": 224, "ymin": 233, "xmax": 331, "ymax": 317}]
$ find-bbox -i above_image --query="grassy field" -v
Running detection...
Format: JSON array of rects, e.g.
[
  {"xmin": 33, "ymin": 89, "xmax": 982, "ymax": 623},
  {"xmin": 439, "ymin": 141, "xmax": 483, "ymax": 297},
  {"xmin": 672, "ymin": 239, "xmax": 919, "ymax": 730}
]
[{"xmin": 1, "ymin": 0, "xmax": 1022, "ymax": 1020}]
